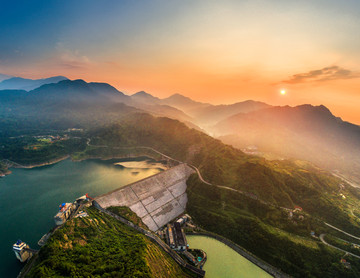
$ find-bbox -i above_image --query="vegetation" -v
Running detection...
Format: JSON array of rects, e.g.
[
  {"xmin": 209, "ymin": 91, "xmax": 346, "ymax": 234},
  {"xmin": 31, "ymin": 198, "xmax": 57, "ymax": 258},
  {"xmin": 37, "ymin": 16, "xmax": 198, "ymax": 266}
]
[
  {"xmin": 0, "ymin": 136, "xmax": 87, "ymax": 166},
  {"xmin": 27, "ymin": 207, "xmax": 193, "ymax": 278},
  {"xmin": 186, "ymin": 174, "xmax": 360, "ymax": 277},
  {"xmin": 107, "ymin": 206, "xmax": 148, "ymax": 230},
  {"xmin": 325, "ymin": 235, "xmax": 360, "ymax": 257},
  {"xmin": 3, "ymin": 109, "xmax": 360, "ymax": 277},
  {"xmin": 0, "ymin": 161, "xmax": 9, "ymax": 175},
  {"xmin": 86, "ymin": 114, "xmax": 360, "ymax": 234}
]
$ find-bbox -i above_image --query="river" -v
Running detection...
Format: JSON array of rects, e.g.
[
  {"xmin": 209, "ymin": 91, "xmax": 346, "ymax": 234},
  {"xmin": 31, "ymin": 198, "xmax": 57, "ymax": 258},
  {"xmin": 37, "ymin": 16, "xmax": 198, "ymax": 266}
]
[
  {"xmin": 187, "ymin": 235, "xmax": 272, "ymax": 278},
  {"xmin": 0, "ymin": 158, "xmax": 164, "ymax": 278}
]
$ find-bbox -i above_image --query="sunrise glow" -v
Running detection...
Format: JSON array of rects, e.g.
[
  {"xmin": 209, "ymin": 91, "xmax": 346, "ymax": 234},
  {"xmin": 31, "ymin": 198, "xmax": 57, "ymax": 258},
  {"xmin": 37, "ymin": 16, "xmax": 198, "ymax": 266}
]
[{"xmin": 0, "ymin": 1, "xmax": 359, "ymax": 123}]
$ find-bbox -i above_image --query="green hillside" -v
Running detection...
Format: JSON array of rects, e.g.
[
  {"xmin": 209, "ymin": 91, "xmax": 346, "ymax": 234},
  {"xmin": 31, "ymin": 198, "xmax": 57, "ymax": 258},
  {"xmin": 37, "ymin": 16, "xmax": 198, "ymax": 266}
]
[
  {"xmin": 87, "ymin": 114, "xmax": 360, "ymax": 230},
  {"xmin": 26, "ymin": 207, "xmax": 193, "ymax": 278},
  {"xmin": 83, "ymin": 113, "xmax": 360, "ymax": 277}
]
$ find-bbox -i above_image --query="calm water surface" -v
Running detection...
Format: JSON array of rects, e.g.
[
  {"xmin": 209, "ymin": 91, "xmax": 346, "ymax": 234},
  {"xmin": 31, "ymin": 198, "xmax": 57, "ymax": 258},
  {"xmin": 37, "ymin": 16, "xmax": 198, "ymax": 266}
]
[
  {"xmin": 0, "ymin": 158, "xmax": 163, "ymax": 278},
  {"xmin": 187, "ymin": 235, "xmax": 272, "ymax": 278}
]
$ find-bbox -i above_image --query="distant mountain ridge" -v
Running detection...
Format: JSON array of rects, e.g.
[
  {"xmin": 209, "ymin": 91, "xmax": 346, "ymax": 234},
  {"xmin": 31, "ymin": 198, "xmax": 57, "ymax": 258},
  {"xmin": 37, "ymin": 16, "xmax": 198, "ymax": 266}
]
[
  {"xmin": 0, "ymin": 73, "xmax": 13, "ymax": 82},
  {"xmin": 0, "ymin": 79, "xmax": 197, "ymax": 130},
  {"xmin": 131, "ymin": 91, "xmax": 161, "ymax": 104},
  {"xmin": 1, "ymin": 76, "xmax": 359, "ymax": 183},
  {"xmin": 0, "ymin": 75, "xmax": 68, "ymax": 91},
  {"xmin": 213, "ymin": 104, "xmax": 360, "ymax": 183},
  {"xmin": 0, "ymin": 74, "xmax": 272, "ymax": 129},
  {"xmin": 162, "ymin": 93, "xmax": 211, "ymax": 111}
]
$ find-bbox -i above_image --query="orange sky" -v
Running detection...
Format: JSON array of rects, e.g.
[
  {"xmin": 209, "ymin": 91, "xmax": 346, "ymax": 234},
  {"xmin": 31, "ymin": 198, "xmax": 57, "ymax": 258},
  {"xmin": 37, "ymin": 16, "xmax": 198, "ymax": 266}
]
[{"xmin": 1, "ymin": 1, "xmax": 360, "ymax": 124}]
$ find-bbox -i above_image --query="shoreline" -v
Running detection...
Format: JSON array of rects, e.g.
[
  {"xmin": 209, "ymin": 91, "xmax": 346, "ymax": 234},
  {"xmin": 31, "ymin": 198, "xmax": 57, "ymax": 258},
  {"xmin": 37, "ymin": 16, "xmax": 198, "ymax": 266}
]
[
  {"xmin": 13, "ymin": 155, "xmax": 70, "ymax": 169},
  {"xmin": 71, "ymin": 153, "xmax": 162, "ymax": 163},
  {"xmin": 0, "ymin": 156, "xmax": 70, "ymax": 177},
  {"xmin": 186, "ymin": 232, "xmax": 291, "ymax": 278},
  {"xmin": 2, "ymin": 152, "xmax": 167, "ymax": 177}
]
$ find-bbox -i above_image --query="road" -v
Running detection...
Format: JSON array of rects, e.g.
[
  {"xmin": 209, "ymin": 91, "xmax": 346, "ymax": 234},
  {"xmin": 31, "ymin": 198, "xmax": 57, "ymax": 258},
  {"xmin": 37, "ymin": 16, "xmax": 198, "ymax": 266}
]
[
  {"xmin": 319, "ymin": 234, "xmax": 360, "ymax": 259},
  {"xmin": 86, "ymin": 140, "xmax": 360, "ymax": 253},
  {"xmin": 324, "ymin": 222, "xmax": 360, "ymax": 241},
  {"xmin": 96, "ymin": 205, "xmax": 205, "ymax": 277},
  {"xmin": 87, "ymin": 139, "xmax": 287, "ymax": 209}
]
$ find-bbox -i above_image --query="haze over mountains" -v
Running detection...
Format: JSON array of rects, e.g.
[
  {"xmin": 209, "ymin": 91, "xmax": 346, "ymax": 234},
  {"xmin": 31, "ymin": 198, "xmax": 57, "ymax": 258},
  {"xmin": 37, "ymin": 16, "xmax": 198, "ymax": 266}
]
[
  {"xmin": 1, "ymin": 75, "xmax": 359, "ymax": 183},
  {"xmin": 0, "ymin": 75, "xmax": 68, "ymax": 91},
  {"xmin": 0, "ymin": 74, "xmax": 13, "ymax": 82},
  {"xmin": 2, "ymin": 75, "xmax": 360, "ymax": 277}
]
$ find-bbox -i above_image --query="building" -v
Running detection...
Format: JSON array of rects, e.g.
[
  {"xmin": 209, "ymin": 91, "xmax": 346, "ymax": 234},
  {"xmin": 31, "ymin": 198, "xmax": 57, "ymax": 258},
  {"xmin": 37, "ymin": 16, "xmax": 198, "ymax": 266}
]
[
  {"xmin": 166, "ymin": 222, "xmax": 188, "ymax": 251},
  {"xmin": 176, "ymin": 214, "xmax": 191, "ymax": 226},
  {"xmin": 340, "ymin": 258, "xmax": 351, "ymax": 269},
  {"xmin": 173, "ymin": 222, "xmax": 187, "ymax": 251},
  {"xmin": 293, "ymin": 206, "xmax": 303, "ymax": 212},
  {"xmin": 13, "ymin": 240, "xmax": 32, "ymax": 262},
  {"xmin": 54, "ymin": 202, "xmax": 75, "ymax": 225},
  {"xmin": 167, "ymin": 224, "xmax": 175, "ymax": 249}
]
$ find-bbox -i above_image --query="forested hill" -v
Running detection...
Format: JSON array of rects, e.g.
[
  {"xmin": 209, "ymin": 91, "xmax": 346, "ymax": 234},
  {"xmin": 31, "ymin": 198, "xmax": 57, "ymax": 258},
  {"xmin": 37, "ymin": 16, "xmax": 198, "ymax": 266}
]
[
  {"xmin": 27, "ymin": 207, "xmax": 194, "ymax": 278},
  {"xmin": 0, "ymin": 79, "xmax": 195, "ymax": 131},
  {"xmin": 85, "ymin": 113, "xmax": 360, "ymax": 277},
  {"xmin": 86, "ymin": 113, "xmax": 357, "ymax": 226}
]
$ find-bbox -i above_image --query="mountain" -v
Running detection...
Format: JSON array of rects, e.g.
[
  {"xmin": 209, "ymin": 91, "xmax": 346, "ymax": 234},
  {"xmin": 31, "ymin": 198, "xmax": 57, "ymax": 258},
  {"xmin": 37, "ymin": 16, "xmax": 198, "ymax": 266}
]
[
  {"xmin": 0, "ymin": 73, "xmax": 12, "ymax": 82},
  {"xmin": 162, "ymin": 94, "xmax": 272, "ymax": 127},
  {"xmin": 0, "ymin": 79, "xmax": 140, "ymax": 131},
  {"xmin": 162, "ymin": 93, "xmax": 211, "ymax": 112},
  {"xmin": 128, "ymin": 92, "xmax": 194, "ymax": 126},
  {"xmin": 0, "ymin": 75, "xmax": 68, "ymax": 91},
  {"xmin": 213, "ymin": 104, "xmax": 360, "ymax": 183},
  {"xmin": 192, "ymin": 100, "xmax": 272, "ymax": 126},
  {"xmin": 28, "ymin": 79, "xmax": 129, "ymax": 103},
  {"xmin": 131, "ymin": 91, "xmax": 161, "ymax": 105},
  {"xmin": 0, "ymin": 80, "xmax": 199, "ymax": 131}
]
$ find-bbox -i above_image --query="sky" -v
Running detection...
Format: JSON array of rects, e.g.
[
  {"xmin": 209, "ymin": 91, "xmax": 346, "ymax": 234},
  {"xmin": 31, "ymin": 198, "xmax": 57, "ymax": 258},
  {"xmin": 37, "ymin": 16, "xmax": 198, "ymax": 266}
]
[{"xmin": 1, "ymin": 0, "xmax": 360, "ymax": 123}]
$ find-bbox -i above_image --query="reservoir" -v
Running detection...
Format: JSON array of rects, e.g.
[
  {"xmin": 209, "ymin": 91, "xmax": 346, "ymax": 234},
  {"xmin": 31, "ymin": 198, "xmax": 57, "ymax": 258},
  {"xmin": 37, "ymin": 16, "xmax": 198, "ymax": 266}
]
[
  {"xmin": 187, "ymin": 235, "xmax": 272, "ymax": 278},
  {"xmin": 0, "ymin": 158, "xmax": 164, "ymax": 278}
]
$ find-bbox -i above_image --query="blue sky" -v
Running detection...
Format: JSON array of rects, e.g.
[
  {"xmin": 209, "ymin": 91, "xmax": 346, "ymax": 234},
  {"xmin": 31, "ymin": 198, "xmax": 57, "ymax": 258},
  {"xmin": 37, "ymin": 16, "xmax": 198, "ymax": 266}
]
[{"xmin": 1, "ymin": 0, "xmax": 360, "ymax": 122}]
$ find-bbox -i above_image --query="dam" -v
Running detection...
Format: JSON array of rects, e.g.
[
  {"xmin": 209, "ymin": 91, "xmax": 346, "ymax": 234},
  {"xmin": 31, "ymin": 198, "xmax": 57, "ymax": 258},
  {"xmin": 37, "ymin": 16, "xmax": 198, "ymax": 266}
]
[{"xmin": 94, "ymin": 163, "xmax": 195, "ymax": 231}]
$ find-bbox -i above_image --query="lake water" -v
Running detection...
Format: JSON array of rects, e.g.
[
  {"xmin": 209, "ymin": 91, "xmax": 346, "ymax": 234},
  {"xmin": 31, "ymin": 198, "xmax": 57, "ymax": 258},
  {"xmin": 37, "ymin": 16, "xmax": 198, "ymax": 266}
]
[
  {"xmin": 0, "ymin": 158, "xmax": 163, "ymax": 278},
  {"xmin": 187, "ymin": 235, "xmax": 272, "ymax": 278}
]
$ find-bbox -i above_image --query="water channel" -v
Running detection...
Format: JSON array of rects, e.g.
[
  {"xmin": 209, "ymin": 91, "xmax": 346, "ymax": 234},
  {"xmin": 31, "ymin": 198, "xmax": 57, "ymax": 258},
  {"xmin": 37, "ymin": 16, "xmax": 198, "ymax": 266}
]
[{"xmin": 187, "ymin": 235, "xmax": 272, "ymax": 278}]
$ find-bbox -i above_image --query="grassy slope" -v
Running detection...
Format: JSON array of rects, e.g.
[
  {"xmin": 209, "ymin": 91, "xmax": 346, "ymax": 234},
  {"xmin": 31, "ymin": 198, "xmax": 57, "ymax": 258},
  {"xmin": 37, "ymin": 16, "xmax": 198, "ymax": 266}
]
[{"xmin": 26, "ymin": 207, "xmax": 193, "ymax": 278}]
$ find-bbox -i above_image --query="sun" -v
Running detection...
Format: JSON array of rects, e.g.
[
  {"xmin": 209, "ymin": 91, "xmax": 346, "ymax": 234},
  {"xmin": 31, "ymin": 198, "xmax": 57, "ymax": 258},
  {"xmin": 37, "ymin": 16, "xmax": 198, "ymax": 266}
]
[{"xmin": 280, "ymin": 89, "xmax": 286, "ymax": 95}]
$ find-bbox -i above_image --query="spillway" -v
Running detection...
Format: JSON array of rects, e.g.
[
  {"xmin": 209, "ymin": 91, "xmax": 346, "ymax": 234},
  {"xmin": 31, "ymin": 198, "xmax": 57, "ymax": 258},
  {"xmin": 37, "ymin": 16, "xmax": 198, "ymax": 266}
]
[{"xmin": 94, "ymin": 163, "xmax": 194, "ymax": 231}]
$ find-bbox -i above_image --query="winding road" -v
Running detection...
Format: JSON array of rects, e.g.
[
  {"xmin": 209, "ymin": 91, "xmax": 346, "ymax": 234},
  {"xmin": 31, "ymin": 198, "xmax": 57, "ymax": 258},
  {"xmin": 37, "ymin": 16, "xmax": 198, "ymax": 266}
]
[
  {"xmin": 86, "ymin": 139, "xmax": 360, "ymax": 260},
  {"xmin": 86, "ymin": 139, "xmax": 295, "ymax": 210},
  {"xmin": 324, "ymin": 222, "xmax": 360, "ymax": 241},
  {"xmin": 319, "ymin": 234, "xmax": 360, "ymax": 259}
]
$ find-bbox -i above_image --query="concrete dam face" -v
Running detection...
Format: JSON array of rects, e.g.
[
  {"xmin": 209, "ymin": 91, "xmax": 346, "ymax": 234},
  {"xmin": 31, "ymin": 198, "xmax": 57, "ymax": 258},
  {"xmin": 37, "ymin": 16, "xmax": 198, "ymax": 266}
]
[{"xmin": 94, "ymin": 163, "xmax": 194, "ymax": 231}]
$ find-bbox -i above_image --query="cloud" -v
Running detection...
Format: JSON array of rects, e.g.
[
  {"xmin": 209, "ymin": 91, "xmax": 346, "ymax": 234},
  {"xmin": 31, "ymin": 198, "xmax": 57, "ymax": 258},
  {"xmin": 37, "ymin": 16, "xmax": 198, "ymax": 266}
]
[
  {"xmin": 283, "ymin": 66, "xmax": 360, "ymax": 84},
  {"xmin": 59, "ymin": 50, "xmax": 92, "ymax": 69},
  {"xmin": 54, "ymin": 42, "xmax": 93, "ymax": 70}
]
